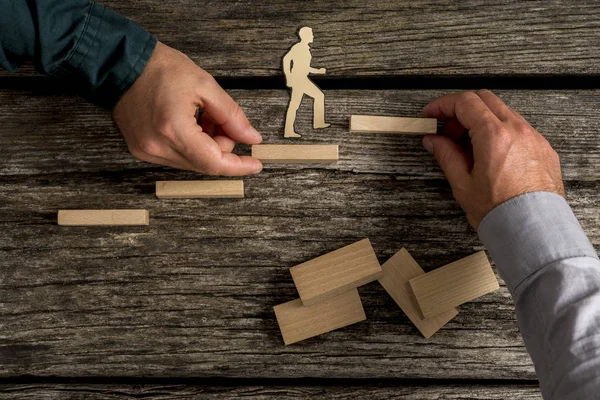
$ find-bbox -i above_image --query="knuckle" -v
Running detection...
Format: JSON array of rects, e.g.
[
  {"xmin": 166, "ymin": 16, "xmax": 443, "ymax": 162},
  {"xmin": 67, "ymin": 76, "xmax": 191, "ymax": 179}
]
[
  {"xmin": 484, "ymin": 118, "xmax": 505, "ymax": 136},
  {"xmin": 436, "ymin": 148, "xmax": 455, "ymax": 168},
  {"xmin": 156, "ymin": 119, "xmax": 178, "ymax": 143},
  {"xmin": 136, "ymin": 139, "xmax": 163, "ymax": 158},
  {"xmin": 476, "ymin": 88, "xmax": 493, "ymax": 97},
  {"xmin": 230, "ymin": 102, "xmax": 250, "ymax": 126},
  {"xmin": 230, "ymin": 102, "xmax": 243, "ymax": 119},
  {"xmin": 202, "ymin": 163, "xmax": 221, "ymax": 176},
  {"xmin": 517, "ymin": 124, "xmax": 536, "ymax": 138},
  {"xmin": 197, "ymin": 149, "xmax": 223, "ymax": 176},
  {"xmin": 459, "ymin": 91, "xmax": 480, "ymax": 103},
  {"xmin": 197, "ymin": 71, "xmax": 217, "ymax": 88}
]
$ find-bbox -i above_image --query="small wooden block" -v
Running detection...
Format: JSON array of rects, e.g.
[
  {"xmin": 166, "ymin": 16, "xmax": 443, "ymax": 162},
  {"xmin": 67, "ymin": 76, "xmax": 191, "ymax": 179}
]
[
  {"xmin": 378, "ymin": 248, "xmax": 457, "ymax": 338},
  {"xmin": 273, "ymin": 288, "xmax": 366, "ymax": 345},
  {"xmin": 409, "ymin": 251, "xmax": 499, "ymax": 319},
  {"xmin": 350, "ymin": 115, "xmax": 437, "ymax": 134},
  {"xmin": 156, "ymin": 180, "xmax": 244, "ymax": 199},
  {"xmin": 58, "ymin": 210, "xmax": 150, "ymax": 226},
  {"xmin": 251, "ymin": 144, "xmax": 338, "ymax": 163},
  {"xmin": 290, "ymin": 238, "xmax": 383, "ymax": 306}
]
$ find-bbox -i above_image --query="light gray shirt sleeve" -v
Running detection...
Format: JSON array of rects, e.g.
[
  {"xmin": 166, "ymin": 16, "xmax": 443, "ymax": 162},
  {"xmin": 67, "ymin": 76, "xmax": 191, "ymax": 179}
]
[{"xmin": 478, "ymin": 191, "xmax": 600, "ymax": 399}]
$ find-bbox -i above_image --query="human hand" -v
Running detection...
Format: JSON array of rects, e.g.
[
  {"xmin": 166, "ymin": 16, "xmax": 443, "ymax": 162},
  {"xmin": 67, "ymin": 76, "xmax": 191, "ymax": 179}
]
[
  {"xmin": 422, "ymin": 90, "xmax": 565, "ymax": 230},
  {"xmin": 113, "ymin": 42, "xmax": 263, "ymax": 176}
]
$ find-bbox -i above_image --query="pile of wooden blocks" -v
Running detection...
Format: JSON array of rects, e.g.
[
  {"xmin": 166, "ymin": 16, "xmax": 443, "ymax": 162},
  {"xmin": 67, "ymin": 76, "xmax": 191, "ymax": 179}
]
[{"xmin": 274, "ymin": 239, "xmax": 499, "ymax": 344}]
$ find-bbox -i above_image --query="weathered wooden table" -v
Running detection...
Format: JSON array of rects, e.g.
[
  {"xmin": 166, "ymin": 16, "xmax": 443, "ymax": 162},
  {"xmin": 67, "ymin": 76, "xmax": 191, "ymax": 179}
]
[{"xmin": 1, "ymin": 1, "xmax": 599, "ymax": 398}]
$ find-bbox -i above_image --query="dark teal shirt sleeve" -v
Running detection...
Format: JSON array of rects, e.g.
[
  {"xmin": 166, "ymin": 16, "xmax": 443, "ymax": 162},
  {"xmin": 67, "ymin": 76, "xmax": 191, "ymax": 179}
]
[{"xmin": 0, "ymin": 0, "xmax": 157, "ymax": 109}]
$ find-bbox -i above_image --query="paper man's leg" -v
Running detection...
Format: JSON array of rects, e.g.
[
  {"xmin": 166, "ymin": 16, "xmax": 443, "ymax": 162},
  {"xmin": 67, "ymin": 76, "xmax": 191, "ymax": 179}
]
[
  {"xmin": 285, "ymin": 88, "xmax": 304, "ymax": 138},
  {"xmin": 304, "ymin": 81, "xmax": 330, "ymax": 129}
]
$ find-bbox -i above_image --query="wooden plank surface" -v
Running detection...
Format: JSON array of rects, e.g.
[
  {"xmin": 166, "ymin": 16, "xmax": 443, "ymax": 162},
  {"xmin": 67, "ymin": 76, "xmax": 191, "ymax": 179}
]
[
  {"xmin": 252, "ymin": 144, "xmax": 339, "ymax": 164},
  {"xmin": 156, "ymin": 180, "xmax": 244, "ymax": 199},
  {"xmin": 3, "ymin": 1, "xmax": 597, "ymax": 397},
  {"xmin": 57, "ymin": 210, "xmax": 150, "ymax": 226},
  {"xmin": 0, "ymin": 89, "xmax": 598, "ymax": 181},
  {"xmin": 0, "ymin": 87, "xmax": 599, "ymax": 383},
  {"xmin": 350, "ymin": 116, "xmax": 437, "ymax": 134},
  {"xmin": 274, "ymin": 288, "xmax": 366, "ymax": 345},
  {"xmin": 0, "ymin": 86, "xmax": 599, "ymax": 384},
  {"xmin": 0, "ymin": 384, "xmax": 543, "ymax": 399},
  {"xmin": 0, "ymin": 167, "xmax": 541, "ymax": 379},
  {"xmin": 5, "ymin": 0, "xmax": 600, "ymax": 78}
]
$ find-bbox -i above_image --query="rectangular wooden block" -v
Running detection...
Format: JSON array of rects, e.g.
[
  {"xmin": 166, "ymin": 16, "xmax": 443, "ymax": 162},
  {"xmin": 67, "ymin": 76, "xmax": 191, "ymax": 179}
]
[
  {"xmin": 273, "ymin": 288, "xmax": 366, "ymax": 345},
  {"xmin": 409, "ymin": 251, "xmax": 499, "ymax": 319},
  {"xmin": 378, "ymin": 248, "xmax": 457, "ymax": 338},
  {"xmin": 290, "ymin": 238, "xmax": 383, "ymax": 306},
  {"xmin": 156, "ymin": 180, "xmax": 244, "ymax": 199},
  {"xmin": 350, "ymin": 115, "xmax": 437, "ymax": 134},
  {"xmin": 58, "ymin": 210, "xmax": 150, "ymax": 226},
  {"xmin": 251, "ymin": 144, "xmax": 338, "ymax": 163}
]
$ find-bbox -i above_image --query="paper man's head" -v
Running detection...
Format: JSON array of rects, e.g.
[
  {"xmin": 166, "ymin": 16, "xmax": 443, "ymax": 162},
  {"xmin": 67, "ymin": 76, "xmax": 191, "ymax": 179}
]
[{"xmin": 298, "ymin": 27, "xmax": 314, "ymax": 44}]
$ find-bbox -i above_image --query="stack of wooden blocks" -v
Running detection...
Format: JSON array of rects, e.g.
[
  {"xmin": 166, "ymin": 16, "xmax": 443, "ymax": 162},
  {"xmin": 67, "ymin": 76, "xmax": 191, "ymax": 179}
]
[{"xmin": 274, "ymin": 239, "xmax": 499, "ymax": 344}]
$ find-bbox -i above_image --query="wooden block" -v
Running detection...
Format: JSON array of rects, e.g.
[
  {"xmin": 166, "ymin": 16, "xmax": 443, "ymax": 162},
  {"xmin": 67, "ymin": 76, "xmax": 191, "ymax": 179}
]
[
  {"xmin": 156, "ymin": 180, "xmax": 244, "ymax": 199},
  {"xmin": 409, "ymin": 251, "xmax": 499, "ymax": 319},
  {"xmin": 290, "ymin": 238, "xmax": 382, "ymax": 306},
  {"xmin": 350, "ymin": 115, "xmax": 437, "ymax": 134},
  {"xmin": 273, "ymin": 288, "xmax": 366, "ymax": 345},
  {"xmin": 251, "ymin": 144, "xmax": 338, "ymax": 163},
  {"xmin": 378, "ymin": 248, "xmax": 457, "ymax": 338},
  {"xmin": 58, "ymin": 210, "xmax": 150, "ymax": 226}
]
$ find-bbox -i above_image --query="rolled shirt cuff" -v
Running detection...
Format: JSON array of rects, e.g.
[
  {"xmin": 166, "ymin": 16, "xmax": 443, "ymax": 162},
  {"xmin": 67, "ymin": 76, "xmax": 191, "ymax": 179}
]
[{"xmin": 52, "ymin": 1, "xmax": 157, "ymax": 109}]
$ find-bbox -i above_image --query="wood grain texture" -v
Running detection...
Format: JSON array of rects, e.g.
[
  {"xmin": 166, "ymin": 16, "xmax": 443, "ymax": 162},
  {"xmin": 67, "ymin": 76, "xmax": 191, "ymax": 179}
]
[
  {"xmin": 0, "ymin": 384, "xmax": 543, "ymax": 399},
  {"xmin": 378, "ymin": 248, "xmax": 457, "ymax": 338},
  {"xmin": 156, "ymin": 180, "xmax": 244, "ymax": 199},
  {"xmin": 410, "ymin": 252, "xmax": 500, "ymax": 319},
  {"xmin": 350, "ymin": 116, "xmax": 437, "ymax": 134},
  {"xmin": 252, "ymin": 144, "xmax": 339, "ymax": 164},
  {"xmin": 57, "ymin": 210, "xmax": 150, "ymax": 226},
  {"xmin": 6, "ymin": 0, "xmax": 600, "ymax": 78},
  {"xmin": 0, "ymin": 167, "xmax": 542, "ymax": 379},
  {"xmin": 0, "ymin": 89, "xmax": 597, "ymax": 389},
  {"xmin": 0, "ymin": 89, "xmax": 598, "ymax": 180},
  {"xmin": 290, "ymin": 238, "xmax": 382, "ymax": 306},
  {"xmin": 274, "ymin": 288, "xmax": 366, "ymax": 345}
]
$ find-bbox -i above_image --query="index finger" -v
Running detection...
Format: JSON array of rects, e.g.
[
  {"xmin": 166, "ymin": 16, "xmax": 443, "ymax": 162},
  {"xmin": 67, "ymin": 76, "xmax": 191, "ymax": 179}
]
[
  {"xmin": 423, "ymin": 91, "xmax": 502, "ymax": 135},
  {"xmin": 196, "ymin": 75, "xmax": 263, "ymax": 146},
  {"xmin": 174, "ymin": 119, "xmax": 263, "ymax": 176}
]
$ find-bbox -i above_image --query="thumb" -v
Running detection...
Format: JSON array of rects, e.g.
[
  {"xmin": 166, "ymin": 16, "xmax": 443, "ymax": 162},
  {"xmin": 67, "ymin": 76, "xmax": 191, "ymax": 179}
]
[
  {"xmin": 199, "ymin": 76, "xmax": 263, "ymax": 145},
  {"xmin": 423, "ymin": 135, "xmax": 471, "ymax": 186}
]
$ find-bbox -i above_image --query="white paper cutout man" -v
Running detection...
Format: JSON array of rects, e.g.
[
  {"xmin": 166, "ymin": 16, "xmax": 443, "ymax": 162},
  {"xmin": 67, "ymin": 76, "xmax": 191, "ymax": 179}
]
[{"xmin": 283, "ymin": 27, "xmax": 330, "ymax": 138}]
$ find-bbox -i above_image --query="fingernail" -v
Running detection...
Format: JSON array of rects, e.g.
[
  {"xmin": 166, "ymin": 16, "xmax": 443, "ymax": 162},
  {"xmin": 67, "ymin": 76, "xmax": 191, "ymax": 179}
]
[
  {"xmin": 249, "ymin": 126, "xmax": 263, "ymax": 142},
  {"xmin": 423, "ymin": 137, "xmax": 434, "ymax": 154}
]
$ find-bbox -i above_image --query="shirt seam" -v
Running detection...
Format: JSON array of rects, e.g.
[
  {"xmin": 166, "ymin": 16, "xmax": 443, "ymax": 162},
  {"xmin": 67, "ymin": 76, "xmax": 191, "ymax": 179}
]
[
  {"xmin": 70, "ymin": 4, "xmax": 105, "ymax": 74},
  {"xmin": 513, "ymin": 254, "xmax": 600, "ymax": 294},
  {"xmin": 49, "ymin": 1, "xmax": 95, "ymax": 77}
]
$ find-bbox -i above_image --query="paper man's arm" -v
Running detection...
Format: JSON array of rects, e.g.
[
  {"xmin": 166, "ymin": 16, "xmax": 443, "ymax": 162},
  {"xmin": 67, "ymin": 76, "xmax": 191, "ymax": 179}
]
[
  {"xmin": 283, "ymin": 51, "xmax": 293, "ymax": 77},
  {"xmin": 309, "ymin": 67, "xmax": 326, "ymax": 74}
]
